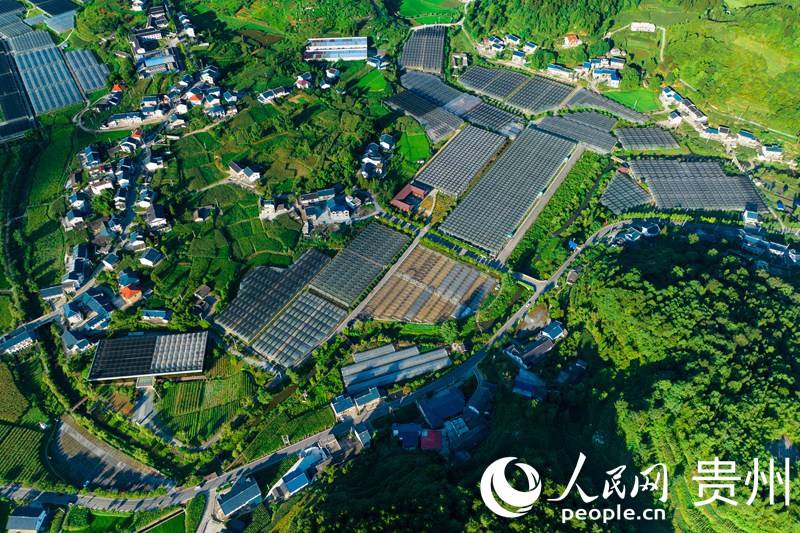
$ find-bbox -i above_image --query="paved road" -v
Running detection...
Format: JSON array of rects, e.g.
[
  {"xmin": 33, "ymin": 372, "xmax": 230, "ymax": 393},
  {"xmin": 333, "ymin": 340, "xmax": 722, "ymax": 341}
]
[{"xmin": 496, "ymin": 143, "xmax": 586, "ymax": 263}]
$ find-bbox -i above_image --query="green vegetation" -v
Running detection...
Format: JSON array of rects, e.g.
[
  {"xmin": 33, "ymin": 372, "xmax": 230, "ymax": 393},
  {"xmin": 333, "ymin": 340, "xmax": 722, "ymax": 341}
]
[
  {"xmin": 664, "ymin": 4, "xmax": 800, "ymax": 133},
  {"xmin": 394, "ymin": 117, "xmax": 431, "ymax": 163},
  {"xmin": 148, "ymin": 512, "xmax": 186, "ymax": 533},
  {"xmin": 241, "ymin": 408, "xmax": 334, "ymax": 461},
  {"xmin": 0, "ymin": 363, "xmax": 29, "ymax": 422},
  {"xmin": 753, "ymin": 167, "xmax": 800, "ymax": 230},
  {"xmin": 467, "ymin": 0, "xmax": 640, "ymax": 40},
  {"xmin": 157, "ymin": 371, "xmax": 256, "ymax": 444},
  {"xmin": 145, "ymin": 184, "xmax": 300, "ymax": 304},
  {"xmin": 510, "ymin": 153, "xmax": 611, "ymax": 278},
  {"xmin": 61, "ymin": 506, "xmax": 185, "ymax": 533},
  {"xmin": 0, "ymin": 352, "xmax": 62, "ymax": 487},
  {"xmin": 184, "ymin": 495, "xmax": 207, "ymax": 533},
  {"xmin": 388, "ymin": 0, "xmax": 462, "ymax": 23},
  {"xmin": 566, "ymin": 231, "xmax": 800, "ymax": 531},
  {"xmin": 604, "ymin": 89, "xmax": 661, "ymax": 112}
]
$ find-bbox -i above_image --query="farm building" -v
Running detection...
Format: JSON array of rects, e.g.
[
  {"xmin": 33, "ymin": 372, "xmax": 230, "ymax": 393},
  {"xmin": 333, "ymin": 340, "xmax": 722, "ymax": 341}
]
[
  {"xmin": 304, "ymin": 37, "xmax": 368, "ymax": 61},
  {"xmin": 341, "ymin": 345, "xmax": 452, "ymax": 394},
  {"xmin": 87, "ymin": 331, "xmax": 209, "ymax": 381}
]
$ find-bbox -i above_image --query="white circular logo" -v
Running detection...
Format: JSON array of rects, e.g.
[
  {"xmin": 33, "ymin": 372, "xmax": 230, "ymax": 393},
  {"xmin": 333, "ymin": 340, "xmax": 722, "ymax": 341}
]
[{"xmin": 480, "ymin": 457, "xmax": 543, "ymax": 518}]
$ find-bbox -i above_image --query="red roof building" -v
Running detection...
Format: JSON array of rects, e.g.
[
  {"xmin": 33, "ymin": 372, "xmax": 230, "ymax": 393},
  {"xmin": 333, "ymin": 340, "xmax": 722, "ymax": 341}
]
[
  {"xmin": 390, "ymin": 182, "xmax": 429, "ymax": 213},
  {"xmin": 420, "ymin": 429, "xmax": 442, "ymax": 450},
  {"xmin": 120, "ymin": 284, "xmax": 143, "ymax": 304}
]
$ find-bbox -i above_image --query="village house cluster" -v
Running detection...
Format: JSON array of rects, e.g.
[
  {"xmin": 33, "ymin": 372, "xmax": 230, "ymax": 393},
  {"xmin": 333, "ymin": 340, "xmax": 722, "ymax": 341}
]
[
  {"xmin": 661, "ymin": 87, "xmax": 784, "ymax": 161},
  {"xmin": 102, "ymin": 65, "xmax": 239, "ymax": 129},
  {"xmin": 478, "ymin": 34, "xmax": 538, "ymax": 65}
]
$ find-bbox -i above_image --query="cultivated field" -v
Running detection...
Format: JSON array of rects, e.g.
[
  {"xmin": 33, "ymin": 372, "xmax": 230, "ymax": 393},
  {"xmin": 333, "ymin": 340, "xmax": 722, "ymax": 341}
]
[
  {"xmin": 156, "ymin": 371, "xmax": 256, "ymax": 443},
  {"xmin": 364, "ymin": 246, "xmax": 496, "ymax": 323}
]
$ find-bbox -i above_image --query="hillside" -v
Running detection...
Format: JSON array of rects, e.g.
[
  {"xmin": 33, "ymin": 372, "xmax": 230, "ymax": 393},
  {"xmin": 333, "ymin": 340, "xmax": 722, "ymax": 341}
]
[
  {"xmin": 663, "ymin": 3, "xmax": 800, "ymax": 134},
  {"xmin": 241, "ymin": 232, "xmax": 800, "ymax": 532}
]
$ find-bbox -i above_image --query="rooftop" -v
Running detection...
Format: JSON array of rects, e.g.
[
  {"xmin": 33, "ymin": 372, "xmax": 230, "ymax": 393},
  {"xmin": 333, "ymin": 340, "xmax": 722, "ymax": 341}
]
[{"xmin": 88, "ymin": 331, "xmax": 208, "ymax": 381}]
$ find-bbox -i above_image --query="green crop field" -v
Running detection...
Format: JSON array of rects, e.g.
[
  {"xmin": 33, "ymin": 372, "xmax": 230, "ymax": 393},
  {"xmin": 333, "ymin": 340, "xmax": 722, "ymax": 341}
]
[
  {"xmin": 664, "ymin": 4, "xmax": 800, "ymax": 133},
  {"xmin": 394, "ymin": 0, "xmax": 461, "ymax": 18},
  {"xmin": 396, "ymin": 120, "xmax": 431, "ymax": 163},
  {"xmin": 151, "ymin": 183, "xmax": 300, "ymax": 301},
  {"xmin": 355, "ymin": 69, "xmax": 389, "ymax": 93},
  {"xmin": 0, "ymin": 422, "xmax": 52, "ymax": 484},
  {"xmin": 148, "ymin": 512, "xmax": 186, "ymax": 533},
  {"xmin": 242, "ymin": 407, "xmax": 334, "ymax": 461},
  {"xmin": 0, "ymin": 296, "xmax": 18, "ymax": 333},
  {"xmin": 0, "ymin": 363, "xmax": 29, "ymax": 422},
  {"xmin": 61, "ymin": 506, "xmax": 181, "ymax": 532},
  {"xmin": 156, "ymin": 372, "xmax": 256, "ymax": 443},
  {"xmin": 604, "ymin": 89, "xmax": 661, "ymax": 112},
  {"xmin": 0, "ymin": 359, "xmax": 54, "ymax": 485},
  {"xmin": 613, "ymin": 1, "xmax": 696, "ymax": 27}
]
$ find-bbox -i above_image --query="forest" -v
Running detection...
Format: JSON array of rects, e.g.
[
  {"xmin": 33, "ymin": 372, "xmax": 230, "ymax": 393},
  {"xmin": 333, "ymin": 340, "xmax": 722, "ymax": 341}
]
[{"xmin": 245, "ymin": 231, "xmax": 800, "ymax": 532}]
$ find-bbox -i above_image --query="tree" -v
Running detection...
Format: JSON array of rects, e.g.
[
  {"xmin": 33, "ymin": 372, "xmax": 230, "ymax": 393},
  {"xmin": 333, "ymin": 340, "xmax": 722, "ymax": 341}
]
[
  {"xmin": 91, "ymin": 190, "xmax": 114, "ymax": 216},
  {"xmin": 588, "ymin": 40, "xmax": 610, "ymax": 57},
  {"xmin": 618, "ymin": 67, "xmax": 641, "ymax": 90},
  {"xmin": 529, "ymin": 49, "xmax": 556, "ymax": 70},
  {"xmin": 441, "ymin": 319, "xmax": 459, "ymax": 344}
]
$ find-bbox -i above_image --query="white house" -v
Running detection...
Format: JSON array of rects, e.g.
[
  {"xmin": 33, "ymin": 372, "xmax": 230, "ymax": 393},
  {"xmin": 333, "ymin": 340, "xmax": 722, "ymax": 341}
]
[
  {"xmin": 5, "ymin": 506, "xmax": 47, "ymax": 533},
  {"xmin": 758, "ymin": 145, "xmax": 783, "ymax": 162},
  {"xmin": 631, "ymin": 22, "xmax": 656, "ymax": 32},
  {"xmin": 229, "ymin": 161, "xmax": 261, "ymax": 183}
]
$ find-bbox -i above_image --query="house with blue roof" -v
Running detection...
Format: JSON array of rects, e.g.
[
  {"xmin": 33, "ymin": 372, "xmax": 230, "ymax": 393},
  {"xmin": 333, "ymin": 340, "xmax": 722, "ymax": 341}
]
[
  {"xmin": 417, "ymin": 388, "xmax": 466, "ymax": 429},
  {"xmin": 758, "ymin": 144, "xmax": 783, "ymax": 162},
  {"xmin": 392, "ymin": 422, "xmax": 422, "ymax": 449},
  {"xmin": 0, "ymin": 327, "xmax": 36, "ymax": 355},
  {"xmin": 140, "ymin": 248, "xmax": 164, "ymax": 267},
  {"xmin": 269, "ymin": 446, "xmax": 329, "ymax": 501},
  {"xmin": 142, "ymin": 309, "xmax": 172, "ymax": 324},
  {"xmin": 81, "ymin": 145, "xmax": 102, "ymax": 168},
  {"xmin": 119, "ymin": 268, "xmax": 140, "ymax": 287},
  {"xmin": 330, "ymin": 394, "xmax": 356, "ymax": 421},
  {"xmin": 65, "ymin": 208, "xmax": 86, "ymax": 229},
  {"xmin": 40, "ymin": 285, "xmax": 64, "ymax": 301},
  {"xmin": 4, "ymin": 505, "xmax": 47, "ymax": 533},
  {"xmin": 354, "ymin": 424, "xmax": 371, "ymax": 449},
  {"xmin": 128, "ymin": 231, "xmax": 147, "ymax": 252},
  {"xmin": 523, "ymin": 42, "xmax": 538, "ymax": 54},
  {"xmin": 68, "ymin": 192, "xmax": 88, "ymax": 210},
  {"xmin": 737, "ymin": 129, "xmax": 760, "ymax": 147},
  {"xmin": 102, "ymin": 253, "xmax": 119, "ymax": 271},
  {"xmin": 513, "ymin": 369, "xmax": 546, "ymax": 401},
  {"xmin": 63, "ymin": 329, "xmax": 91, "ymax": 355},
  {"xmin": 216, "ymin": 477, "xmax": 262, "ymax": 519},
  {"xmin": 541, "ymin": 320, "xmax": 567, "ymax": 342},
  {"xmin": 353, "ymin": 387, "xmax": 381, "ymax": 410},
  {"xmin": 511, "ymin": 50, "xmax": 526, "ymax": 65}
]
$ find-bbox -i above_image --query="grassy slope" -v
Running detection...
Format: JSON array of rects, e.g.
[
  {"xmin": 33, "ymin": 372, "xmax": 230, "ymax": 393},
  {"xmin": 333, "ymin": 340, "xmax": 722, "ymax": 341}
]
[
  {"xmin": 604, "ymin": 89, "xmax": 661, "ymax": 112},
  {"xmin": 660, "ymin": 4, "xmax": 799, "ymax": 134}
]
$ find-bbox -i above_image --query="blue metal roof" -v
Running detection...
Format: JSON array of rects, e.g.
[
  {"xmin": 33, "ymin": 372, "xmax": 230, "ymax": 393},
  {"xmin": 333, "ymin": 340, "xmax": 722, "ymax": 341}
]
[
  {"xmin": 354, "ymin": 387, "xmax": 380, "ymax": 408},
  {"xmin": 283, "ymin": 469, "xmax": 310, "ymax": 494}
]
